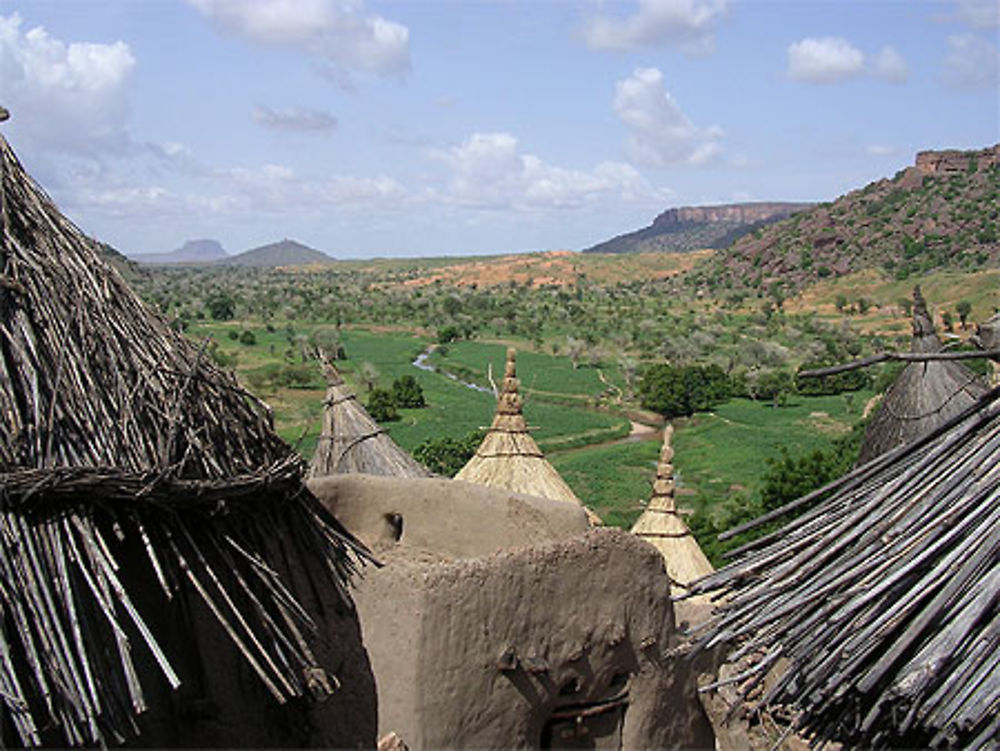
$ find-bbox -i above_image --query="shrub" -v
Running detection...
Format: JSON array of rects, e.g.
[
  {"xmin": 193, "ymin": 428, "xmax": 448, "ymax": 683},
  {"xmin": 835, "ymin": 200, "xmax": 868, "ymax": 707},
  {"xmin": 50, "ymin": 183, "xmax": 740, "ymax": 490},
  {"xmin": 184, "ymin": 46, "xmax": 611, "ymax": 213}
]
[
  {"xmin": 638, "ymin": 363, "xmax": 731, "ymax": 418},
  {"xmin": 413, "ymin": 430, "xmax": 485, "ymax": 476},
  {"xmin": 239, "ymin": 330, "xmax": 256, "ymax": 346},
  {"xmin": 391, "ymin": 375, "xmax": 426, "ymax": 408},
  {"xmin": 367, "ymin": 389, "xmax": 399, "ymax": 422}
]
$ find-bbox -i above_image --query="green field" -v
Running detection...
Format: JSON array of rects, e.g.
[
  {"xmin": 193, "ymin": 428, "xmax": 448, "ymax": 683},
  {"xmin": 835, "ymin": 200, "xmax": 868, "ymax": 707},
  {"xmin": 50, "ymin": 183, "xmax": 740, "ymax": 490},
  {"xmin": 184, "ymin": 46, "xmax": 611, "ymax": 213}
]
[
  {"xmin": 550, "ymin": 391, "xmax": 871, "ymax": 531},
  {"xmin": 186, "ymin": 322, "xmax": 628, "ymax": 459},
  {"xmin": 185, "ymin": 320, "xmax": 874, "ymax": 538}
]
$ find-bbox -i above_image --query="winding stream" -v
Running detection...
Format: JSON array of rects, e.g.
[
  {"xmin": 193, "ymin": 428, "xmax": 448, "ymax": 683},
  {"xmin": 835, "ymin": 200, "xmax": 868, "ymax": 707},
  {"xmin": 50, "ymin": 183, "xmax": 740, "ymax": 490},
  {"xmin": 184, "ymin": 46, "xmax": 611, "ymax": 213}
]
[{"xmin": 412, "ymin": 344, "xmax": 493, "ymax": 394}]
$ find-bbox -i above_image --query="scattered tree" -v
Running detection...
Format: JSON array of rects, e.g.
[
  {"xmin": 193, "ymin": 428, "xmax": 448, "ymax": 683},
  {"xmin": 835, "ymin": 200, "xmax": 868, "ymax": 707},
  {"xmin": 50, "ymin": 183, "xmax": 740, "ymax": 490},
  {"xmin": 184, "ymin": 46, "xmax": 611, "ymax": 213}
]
[
  {"xmin": 391, "ymin": 375, "xmax": 426, "ymax": 408},
  {"xmin": 367, "ymin": 388, "xmax": 399, "ymax": 422}
]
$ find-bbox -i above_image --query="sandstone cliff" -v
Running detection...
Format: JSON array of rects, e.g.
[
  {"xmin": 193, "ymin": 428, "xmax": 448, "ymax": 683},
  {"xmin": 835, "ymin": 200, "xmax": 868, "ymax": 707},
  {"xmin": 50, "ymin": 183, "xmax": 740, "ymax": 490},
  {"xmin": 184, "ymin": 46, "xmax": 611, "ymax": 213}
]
[{"xmin": 583, "ymin": 201, "xmax": 812, "ymax": 254}]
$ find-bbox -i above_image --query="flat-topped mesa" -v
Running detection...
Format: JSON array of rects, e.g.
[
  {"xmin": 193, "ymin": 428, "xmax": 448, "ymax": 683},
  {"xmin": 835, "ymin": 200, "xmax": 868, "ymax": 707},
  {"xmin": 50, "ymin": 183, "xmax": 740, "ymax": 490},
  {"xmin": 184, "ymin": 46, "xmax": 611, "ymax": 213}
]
[
  {"xmin": 632, "ymin": 425, "xmax": 713, "ymax": 598},
  {"xmin": 455, "ymin": 348, "xmax": 601, "ymax": 524}
]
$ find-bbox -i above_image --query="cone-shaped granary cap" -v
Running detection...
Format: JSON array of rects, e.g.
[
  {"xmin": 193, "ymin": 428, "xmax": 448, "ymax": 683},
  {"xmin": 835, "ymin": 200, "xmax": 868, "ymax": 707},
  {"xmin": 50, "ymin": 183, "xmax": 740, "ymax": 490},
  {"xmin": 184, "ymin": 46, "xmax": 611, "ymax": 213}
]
[
  {"xmin": 455, "ymin": 348, "xmax": 601, "ymax": 522},
  {"xmin": 309, "ymin": 363, "xmax": 430, "ymax": 479},
  {"xmin": 631, "ymin": 424, "xmax": 713, "ymax": 593}
]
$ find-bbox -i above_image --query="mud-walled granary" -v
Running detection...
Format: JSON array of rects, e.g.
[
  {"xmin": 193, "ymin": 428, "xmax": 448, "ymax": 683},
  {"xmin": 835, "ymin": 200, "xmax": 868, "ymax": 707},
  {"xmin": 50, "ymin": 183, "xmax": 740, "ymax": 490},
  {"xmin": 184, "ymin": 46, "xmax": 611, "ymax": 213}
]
[{"xmin": 309, "ymin": 362, "xmax": 714, "ymax": 749}]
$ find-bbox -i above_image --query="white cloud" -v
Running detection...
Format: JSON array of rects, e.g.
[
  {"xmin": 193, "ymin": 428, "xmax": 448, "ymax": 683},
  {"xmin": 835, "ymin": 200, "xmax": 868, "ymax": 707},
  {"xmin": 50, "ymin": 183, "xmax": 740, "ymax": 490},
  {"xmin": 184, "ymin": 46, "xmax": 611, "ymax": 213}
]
[
  {"xmin": 583, "ymin": 0, "xmax": 726, "ymax": 55},
  {"xmin": 253, "ymin": 105, "xmax": 338, "ymax": 131},
  {"xmin": 944, "ymin": 33, "xmax": 1000, "ymax": 88},
  {"xmin": 0, "ymin": 13, "xmax": 135, "ymax": 153},
  {"xmin": 954, "ymin": 0, "xmax": 999, "ymax": 28},
  {"xmin": 787, "ymin": 37, "xmax": 864, "ymax": 83},
  {"xmin": 210, "ymin": 163, "xmax": 405, "ymax": 214},
  {"xmin": 433, "ymin": 132, "xmax": 666, "ymax": 210},
  {"xmin": 188, "ymin": 0, "xmax": 409, "ymax": 76},
  {"xmin": 613, "ymin": 67, "xmax": 722, "ymax": 167},
  {"xmin": 866, "ymin": 144, "xmax": 897, "ymax": 156},
  {"xmin": 872, "ymin": 45, "xmax": 908, "ymax": 83}
]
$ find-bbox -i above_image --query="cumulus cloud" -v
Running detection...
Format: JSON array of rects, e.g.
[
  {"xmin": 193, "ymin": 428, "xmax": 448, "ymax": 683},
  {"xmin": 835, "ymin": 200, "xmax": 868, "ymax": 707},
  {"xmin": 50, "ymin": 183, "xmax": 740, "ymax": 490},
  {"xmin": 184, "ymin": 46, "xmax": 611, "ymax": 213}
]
[
  {"xmin": 0, "ymin": 13, "xmax": 135, "ymax": 153},
  {"xmin": 787, "ymin": 36, "xmax": 864, "ymax": 83},
  {"xmin": 582, "ymin": 0, "xmax": 726, "ymax": 55},
  {"xmin": 210, "ymin": 163, "xmax": 405, "ymax": 214},
  {"xmin": 613, "ymin": 67, "xmax": 722, "ymax": 167},
  {"xmin": 872, "ymin": 45, "xmax": 908, "ymax": 83},
  {"xmin": 944, "ymin": 33, "xmax": 1000, "ymax": 88},
  {"xmin": 433, "ymin": 132, "xmax": 665, "ymax": 211},
  {"xmin": 253, "ymin": 105, "xmax": 338, "ymax": 132},
  {"xmin": 188, "ymin": 0, "xmax": 409, "ymax": 76},
  {"xmin": 954, "ymin": 0, "xmax": 999, "ymax": 28}
]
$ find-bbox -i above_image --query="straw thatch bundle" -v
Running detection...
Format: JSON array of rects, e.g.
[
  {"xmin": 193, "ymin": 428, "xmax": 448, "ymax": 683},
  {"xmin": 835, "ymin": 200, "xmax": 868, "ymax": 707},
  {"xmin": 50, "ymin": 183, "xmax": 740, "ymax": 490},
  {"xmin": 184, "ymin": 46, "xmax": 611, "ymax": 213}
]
[
  {"xmin": 631, "ymin": 425, "xmax": 713, "ymax": 596},
  {"xmin": 688, "ymin": 385, "xmax": 1000, "ymax": 749},
  {"xmin": 308, "ymin": 362, "xmax": 431, "ymax": 478},
  {"xmin": 858, "ymin": 287, "xmax": 987, "ymax": 464},
  {"xmin": 454, "ymin": 348, "xmax": 600, "ymax": 524},
  {"xmin": 0, "ymin": 130, "xmax": 366, "ymax": 745}
]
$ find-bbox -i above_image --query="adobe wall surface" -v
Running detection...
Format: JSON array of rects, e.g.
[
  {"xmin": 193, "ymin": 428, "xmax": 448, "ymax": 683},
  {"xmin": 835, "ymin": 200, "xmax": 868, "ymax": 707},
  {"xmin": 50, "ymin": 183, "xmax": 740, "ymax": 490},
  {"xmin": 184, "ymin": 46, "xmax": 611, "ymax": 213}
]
[
  {"xmin": 353, "ymin": 528, "xmax": 714, "ymax": 750},
  {"xmin": 308, "ymin": 473, "xmax": 590, "ymax": 556}
]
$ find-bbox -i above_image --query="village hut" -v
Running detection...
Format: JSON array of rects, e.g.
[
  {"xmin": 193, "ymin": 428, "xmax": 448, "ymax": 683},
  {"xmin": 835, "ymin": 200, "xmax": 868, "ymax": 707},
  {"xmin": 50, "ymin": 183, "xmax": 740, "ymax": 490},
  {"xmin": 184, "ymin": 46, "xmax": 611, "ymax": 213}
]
[
  {"xmin": 454, "ymin": 348, "xmax": 601, "ymax": 524},
  {"xmin": 631, "ymin": 425, "xmax": 713, "ymax": 598},
  {"xmin": 308, "ymin": 361, "xmax": 431, "ymax": 478},
  {"xmin": 0, "ymin": 128, "xmax": 373, "ymax": 745},
  {"xmin": 687, "ymin": 383, "xmax": 1000, "ymax": 749},
  {"xmin": 857, "ymin": 286, "xmax": 987, "ymax": 463}
]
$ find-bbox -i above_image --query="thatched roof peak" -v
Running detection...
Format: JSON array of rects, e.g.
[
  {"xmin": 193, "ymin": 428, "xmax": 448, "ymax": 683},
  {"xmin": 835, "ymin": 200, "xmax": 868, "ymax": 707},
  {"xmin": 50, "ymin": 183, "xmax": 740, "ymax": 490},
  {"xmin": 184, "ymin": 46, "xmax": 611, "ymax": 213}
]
[
  {"xmin": 857, "ymin": 286, "xmax": 987, "ymax": 463},
  {"xmin": 455, "ymin": 348, "xmax": 601, "ymax": 524},
  {"xmin": 632, "ymin": 425, "xmax": 713, "ymax": 595},
  {"xmin": 309, "ymin": 361, "xmax": 431, "ymax": 479}
]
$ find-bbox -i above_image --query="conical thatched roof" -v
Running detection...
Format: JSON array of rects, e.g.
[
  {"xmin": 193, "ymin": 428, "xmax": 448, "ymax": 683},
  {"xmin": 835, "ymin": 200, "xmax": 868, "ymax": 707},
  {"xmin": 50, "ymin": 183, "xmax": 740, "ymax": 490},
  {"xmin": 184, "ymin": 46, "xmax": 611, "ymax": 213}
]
[
  {"xmin": 858, "ymin": 286, "xmax": 987, "ymax": 464},
  {"xmin": 689, "ymin": 385, "xmax": 1000, "ymax": 749},
  {"xmin": 0, "ymin": 130, "xmax": 365, "ymax": 745},
  {"xmin": 454, "ymin": 348, "xmax": 600, "ymax": 524},
  {"xmin": 631, "ymin": 425, "xmax": 713, "ymax": 596},
  {"xmin": 308, "ymin": 361, "xmax": 431, "ymax": 478}
]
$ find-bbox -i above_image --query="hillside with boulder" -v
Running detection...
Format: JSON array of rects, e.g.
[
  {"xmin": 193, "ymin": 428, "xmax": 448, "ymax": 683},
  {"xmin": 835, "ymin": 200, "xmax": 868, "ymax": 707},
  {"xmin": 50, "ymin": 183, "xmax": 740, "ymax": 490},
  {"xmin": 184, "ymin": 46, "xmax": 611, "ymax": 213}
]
[
  {"xmin": 583, "ymin": 202, "xmax": 812, "ymax": 254},
  {"xmin": 692, "ymin": 145, "xmax": 1000, "ymax": 294}
]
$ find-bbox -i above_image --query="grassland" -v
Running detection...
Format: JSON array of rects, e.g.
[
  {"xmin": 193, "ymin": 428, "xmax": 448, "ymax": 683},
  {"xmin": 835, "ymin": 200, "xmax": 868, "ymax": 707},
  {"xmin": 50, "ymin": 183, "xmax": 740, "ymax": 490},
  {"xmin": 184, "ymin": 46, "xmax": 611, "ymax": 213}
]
[{"xmin": 550, "ymin": 390, "xmax": 870, "ymax": 531}]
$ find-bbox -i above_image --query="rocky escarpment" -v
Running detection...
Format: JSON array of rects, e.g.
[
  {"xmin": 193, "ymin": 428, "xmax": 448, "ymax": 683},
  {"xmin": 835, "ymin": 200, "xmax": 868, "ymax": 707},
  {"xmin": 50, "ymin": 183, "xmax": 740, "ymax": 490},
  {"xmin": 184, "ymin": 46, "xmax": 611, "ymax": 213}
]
[
  {"xmin": 583, "ymin": 202, "xmax": 812, "ymax": 254},
  {"xmin": 916, "ymin": 145, "xmax": 1000, "ymax": 176},
  {"xmin": 691, "ymin": 145, "xmax": 1000, "ymax": 294}
]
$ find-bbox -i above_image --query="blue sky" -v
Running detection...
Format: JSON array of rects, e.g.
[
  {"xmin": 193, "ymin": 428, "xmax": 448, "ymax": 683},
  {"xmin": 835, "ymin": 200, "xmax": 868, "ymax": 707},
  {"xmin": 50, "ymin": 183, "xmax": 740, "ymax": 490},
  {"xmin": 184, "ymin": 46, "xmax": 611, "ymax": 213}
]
[{"xmin": 0, "ymin": 0, "xmax": 997, "ymax": 259}]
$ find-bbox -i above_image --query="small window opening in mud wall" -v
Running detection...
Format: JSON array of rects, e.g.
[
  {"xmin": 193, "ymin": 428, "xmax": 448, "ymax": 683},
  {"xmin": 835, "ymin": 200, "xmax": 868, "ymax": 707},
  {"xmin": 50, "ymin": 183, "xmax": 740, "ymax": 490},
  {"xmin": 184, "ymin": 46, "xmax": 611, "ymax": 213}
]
[
  {"xmin": 541, "ymin": 672, "xmax": 629, "ymax": 750},
  {"xmin": 384, "ymin": 512, "xmax": 403, "ymax": 542}
]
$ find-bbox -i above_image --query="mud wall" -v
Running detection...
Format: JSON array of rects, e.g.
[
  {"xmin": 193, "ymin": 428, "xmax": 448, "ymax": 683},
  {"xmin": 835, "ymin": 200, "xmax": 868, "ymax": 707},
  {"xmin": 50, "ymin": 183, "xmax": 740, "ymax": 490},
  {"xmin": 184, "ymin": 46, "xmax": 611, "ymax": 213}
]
[
  {"xmin": 309, "ymin": 474, "xmax": 589, "ymax": 556},
  {"xmin": 353, "ymin": 529, "xmax": 713, "ymax": 750}
]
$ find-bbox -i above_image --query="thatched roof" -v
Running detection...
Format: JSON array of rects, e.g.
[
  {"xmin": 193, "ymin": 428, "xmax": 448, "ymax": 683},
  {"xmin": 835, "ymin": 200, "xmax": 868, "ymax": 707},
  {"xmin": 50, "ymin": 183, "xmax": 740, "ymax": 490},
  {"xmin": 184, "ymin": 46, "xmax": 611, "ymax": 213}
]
[
  {"xmin": 454, "ymin": 348, "xmax": 600, "ymax": 524},
  {"xmin": 308, "ymin": 362, "xmax": 431, "ymax": 479},
  {"xmin": 631, "ymin": 425, "xmax": 713, "ymax": 596},
  {"xmin": 858, "ymin": 287, "xmax": 987, "ymax": 464},
  {"xmin": 0, "ymin": 130, "xmax": 365, "ymax": 745},
  {"xmin": 688, "ymin": 384, "xmax": 1000, "ymax": 749}
]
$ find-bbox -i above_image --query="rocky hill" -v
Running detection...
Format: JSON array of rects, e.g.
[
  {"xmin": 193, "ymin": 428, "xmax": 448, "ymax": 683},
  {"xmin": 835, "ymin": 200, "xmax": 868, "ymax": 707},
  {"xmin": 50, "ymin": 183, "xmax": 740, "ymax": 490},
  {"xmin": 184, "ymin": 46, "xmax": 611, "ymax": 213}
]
[
  {"xmin": 582, "ymin": 202, "xmax": 812, "ymax": 254},
  {"xmin": 132, "ymin": 238, "xmax": 228, "ymax": 265},
  {"xmin": 218, "ymin": 239, "xmax": 331, "ymax": 267},
  {"xmin": 693, "ymin": 145, "xmax": 1000, "ymax": 293}
]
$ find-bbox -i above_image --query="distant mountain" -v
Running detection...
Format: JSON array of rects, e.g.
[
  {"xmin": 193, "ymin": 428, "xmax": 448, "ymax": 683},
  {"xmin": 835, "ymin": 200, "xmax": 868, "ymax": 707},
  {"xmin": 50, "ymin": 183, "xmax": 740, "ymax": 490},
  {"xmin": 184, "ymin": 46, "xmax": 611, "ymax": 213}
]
[
  {"xmin": 218, "ymin": 239, "xmax": 332, "ymax": 267},
  {"xmin": 694, "ymin": 144, "xmax": 1000, "ymax": 292},
  {"xmin": 133, "ymin": 239, "xmax": 228, "ymax": 265},
  {"xmin": 583, "ymin": 202, "xmax": 813, "ymax": 254}
]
